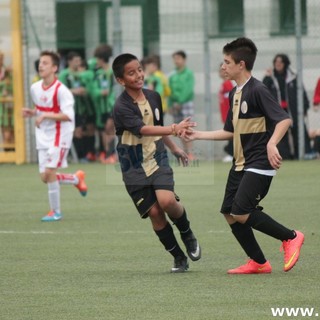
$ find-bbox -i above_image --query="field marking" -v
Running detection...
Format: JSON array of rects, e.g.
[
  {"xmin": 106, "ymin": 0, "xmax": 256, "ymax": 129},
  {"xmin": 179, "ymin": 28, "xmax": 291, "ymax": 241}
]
[
  {"xmin": 0, "ymin": 230, "xmax": 229, "ymax": 235},
  {"xmin": 0, "ymin": 230, "xmax": 99, "ymax": 234}
]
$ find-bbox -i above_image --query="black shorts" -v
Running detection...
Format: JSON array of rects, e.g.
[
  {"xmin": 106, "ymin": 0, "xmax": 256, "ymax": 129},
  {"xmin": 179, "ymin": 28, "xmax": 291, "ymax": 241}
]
[
  {"xmin": 220, "ymin": 169, "xmax": 273, "ymax": 215},
  {"xmin": 125, "ymin": 166, "xmax": 176, "ymax": 218}
]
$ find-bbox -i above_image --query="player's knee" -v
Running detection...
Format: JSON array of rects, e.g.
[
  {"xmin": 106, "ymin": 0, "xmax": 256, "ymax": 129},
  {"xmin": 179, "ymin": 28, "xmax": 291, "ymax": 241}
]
[
  {"xmin": 158, "ymin": 197, "xmax": 177, "ymax": 212},
  {"xmin": 231, "ymin": 214, "xmax": 249, "ymax": 224},
  {"xmin": 40, "ymin": 173, "xmax": 49, "ymax": 183}
]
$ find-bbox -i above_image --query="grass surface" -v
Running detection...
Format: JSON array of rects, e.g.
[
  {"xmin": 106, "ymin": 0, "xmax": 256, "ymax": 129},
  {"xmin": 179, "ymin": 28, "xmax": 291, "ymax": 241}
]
[{"xmin": 0, "ymin": 160, "xmax": 319, "ymax": 320}]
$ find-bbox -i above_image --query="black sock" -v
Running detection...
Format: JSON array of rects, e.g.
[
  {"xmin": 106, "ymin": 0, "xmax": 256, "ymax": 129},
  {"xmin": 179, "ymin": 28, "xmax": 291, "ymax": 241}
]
[
  {"xmin": 73, "ymin": 137, "xmax": 86, "ymax": 159},
  {"xmin": 154, "ymin": 223, "xmax": 185, "ymax": 258},
  {"xmin": 84, "ymin": 135, "xmax": 95, "ymax": 155},
  {"xmin": 170, "ymin": 209, "xmax": 192, "ymax": 238},
  {"xmin": 245, "ymin": 210, "xmax": 295, "ymax": 241},
  {"xmin": 230, "ymin": 222, "xmax": 266, "ymax": 264}
]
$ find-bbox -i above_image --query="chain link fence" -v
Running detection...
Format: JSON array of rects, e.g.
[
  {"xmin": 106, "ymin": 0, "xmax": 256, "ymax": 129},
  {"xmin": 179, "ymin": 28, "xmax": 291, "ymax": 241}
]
[{"xmin": 1, "ymin": 0, "xmax": 319, "ymax": 162}]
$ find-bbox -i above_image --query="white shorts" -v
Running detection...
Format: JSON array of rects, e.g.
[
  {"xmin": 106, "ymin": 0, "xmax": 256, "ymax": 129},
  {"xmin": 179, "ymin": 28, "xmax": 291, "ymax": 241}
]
[{"xmin": 38, "ymin": 147, "xmax": 70, "ymax": 173}]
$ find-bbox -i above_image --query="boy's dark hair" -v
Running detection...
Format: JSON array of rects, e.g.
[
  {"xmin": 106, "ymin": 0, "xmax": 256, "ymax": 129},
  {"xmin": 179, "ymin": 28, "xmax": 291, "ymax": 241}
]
[
  {"xmin": 273, "ymin": 53, "xmax": 291, "ymax": 71},
  {"xmin": 67, "ymin": 51, "xmax": 81, "ymax": 61},
  {"xmin": 172, "ymin": 50, "xmax": 187, "ymax": 59},
  {"xmin": 223, "ymin": 37, "xmax": 257, "ymax": 71},
  {"xmin": 94, "ymin": 44, "xmax": 113, "ymax": 63},
  {"xmin": 112, "ymin": 53, "xmax": 139, "ymax": 78},
  {"xmin": 148, "ymin": 54, "xmax": 161, "ymax": 69},
  {"xmin": 40, "ymin": 50, "xmax": 60, "ymax": 68}
]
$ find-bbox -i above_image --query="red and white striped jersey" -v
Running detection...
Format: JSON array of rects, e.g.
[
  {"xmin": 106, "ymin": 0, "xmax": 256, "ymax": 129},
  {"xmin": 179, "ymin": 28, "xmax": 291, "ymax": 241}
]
[{"xmin": 30, "ymin": 78, "xmax": 75, "ymax": 149}]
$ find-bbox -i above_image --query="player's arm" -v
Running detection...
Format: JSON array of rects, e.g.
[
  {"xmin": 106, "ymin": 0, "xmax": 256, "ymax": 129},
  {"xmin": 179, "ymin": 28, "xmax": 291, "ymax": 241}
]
[
  {"xmin": 182, "ymin": 129, "xmax": 233, "ymax": 141},
  {"xmin": 267, "ymin": 118, "xmax": 292, "ymax": 169},
  {"xmin": 22, "ymin": 108, "xmax": 37, "ymax": 118},
  {"xmin": 35, "ymin": 112, "xmax": 71, "ymax": 128},
  {"xmin": 140, "ymin": 117, "xmax": 196, "ymax": 136},
  {"xmin": 163, "ymin": 136, "xmax": 189, "ymax": 166}
]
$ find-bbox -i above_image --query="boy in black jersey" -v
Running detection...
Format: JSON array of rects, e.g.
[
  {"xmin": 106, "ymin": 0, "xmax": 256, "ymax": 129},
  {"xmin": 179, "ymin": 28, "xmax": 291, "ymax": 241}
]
[
  {"xmin": 183, "ymin": 38, "xmax": 304, "ymax": 274},
  {"xmin": 112, "ymin": 53, "xmax": 201, "ymax": 272}
]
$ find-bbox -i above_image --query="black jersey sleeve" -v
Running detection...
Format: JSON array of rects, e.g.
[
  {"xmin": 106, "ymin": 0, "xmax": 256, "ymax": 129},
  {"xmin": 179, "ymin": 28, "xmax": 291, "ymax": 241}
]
[
  {"xmin": 113, "ymin": 95, "xmax": 145, "ymax": 138},
  {"xmin": 255, "ymin": 82, "xmax": 290, "ymax": 125}
]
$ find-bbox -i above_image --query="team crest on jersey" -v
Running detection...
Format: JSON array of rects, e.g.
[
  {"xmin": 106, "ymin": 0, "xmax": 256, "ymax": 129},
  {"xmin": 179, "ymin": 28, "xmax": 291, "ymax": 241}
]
[
  {"xmin": 155, "ymin": 108, "xmax": 160, "ymax": 121},
  {"xmin": 241, "ymin": 101, "xmax": 248, "ymax": 114},
  {"xmin": 40, "ymin": 95, "xmax": 48, "ymax": 103}
]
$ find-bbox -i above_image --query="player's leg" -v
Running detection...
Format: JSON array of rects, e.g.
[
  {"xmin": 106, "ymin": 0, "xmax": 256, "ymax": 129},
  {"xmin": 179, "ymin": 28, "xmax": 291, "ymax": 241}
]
[
  {"xmin": 152, "ymin": 167, "xmax": 201, "ymax": 262},
  {"xmin": 56, "ymin": 170, "xmax": 87, "ymax": 196},
  {"xmin": 38, "ymin": 149, "xmax": 62, "ymax": 222},
  {"xmin": 156, "ymin": 189, "xmax": 201, "ymax": 262},
  {"xmin": 148, "ymin": 202, "xmax": 189, "ymax": 273},
  {"xmin": 231, "ymin": 171, "xmax": 304, "ymax": 272},
  {"xmin": 73, "ymin": 116, "xmax": 87, "ymax": 162},
  {"xmin": 128, "ymin": 184, "xmax": 187, "ymax": 272},
  {"xmin": 221, "ymin": 169, "xmax": 270, "ymax": 274},
  {"xmin": 102, "ymin": 116, "xmax": 117, "ymax": 164}
]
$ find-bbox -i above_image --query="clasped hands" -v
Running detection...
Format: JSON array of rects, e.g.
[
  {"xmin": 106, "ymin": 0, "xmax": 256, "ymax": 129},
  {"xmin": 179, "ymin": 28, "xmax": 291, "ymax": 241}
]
[{"xmin": 172, "ymin": 117, "xmax": 196, "ymax": 138}]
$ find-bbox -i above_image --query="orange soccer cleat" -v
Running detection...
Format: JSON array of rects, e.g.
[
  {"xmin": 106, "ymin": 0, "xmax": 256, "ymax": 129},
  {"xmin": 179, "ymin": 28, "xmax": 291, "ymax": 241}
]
[
  {"xmin": 74, "ymin": 170, "xmax": 87, "ymax": 196},
  {"xmin": 281, "ymin": 230, "xmax": 304, "ymax": 272},
  {"xmin": 227, "ymin": 259, "xmax": 272, "ymax": 274}
]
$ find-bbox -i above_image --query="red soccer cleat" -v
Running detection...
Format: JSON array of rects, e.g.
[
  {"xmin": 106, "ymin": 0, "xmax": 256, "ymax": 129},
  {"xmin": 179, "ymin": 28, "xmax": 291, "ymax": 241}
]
[
  {"xmin": 281, "ymin": 230, "xmax": 304, "ymax": 272},
  {"xmin": 74, "ymin": 170, "xmax": 87, "ymax": 196},
  {"xmin": 227, "ymin": 259, "xmax": 272, "ymax": 274}
]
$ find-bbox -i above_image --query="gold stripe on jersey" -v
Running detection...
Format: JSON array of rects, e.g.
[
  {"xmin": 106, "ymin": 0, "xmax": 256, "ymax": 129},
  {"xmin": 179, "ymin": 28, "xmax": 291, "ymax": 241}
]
[
  {"xmin": 121, "ymin": 100, "xmax": 161, "ymax": 177},
  {"xmin": 232, "ymin": 91, "xmax": 266, "ymax": 171}
]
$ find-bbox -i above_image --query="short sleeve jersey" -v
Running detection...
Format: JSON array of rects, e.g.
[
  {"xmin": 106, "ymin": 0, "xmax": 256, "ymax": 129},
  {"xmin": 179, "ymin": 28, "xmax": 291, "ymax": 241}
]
[
  {"xmin": 113, "ymin": 89, "xmax": 169, "ymax": 185},
  {"xmin": 224, "ymin": 77, "xmax": 290, "ymax": 171},
  {"xmin": 30, "ymin": 78, "xmax": 75, "ymax": 150}
]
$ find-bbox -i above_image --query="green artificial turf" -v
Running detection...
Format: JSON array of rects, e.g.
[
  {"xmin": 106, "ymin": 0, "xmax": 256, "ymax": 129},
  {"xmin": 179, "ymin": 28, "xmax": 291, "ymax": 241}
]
[{"xmin": 0, "ymin": 160, "xmax": 319, "ymax": 320}]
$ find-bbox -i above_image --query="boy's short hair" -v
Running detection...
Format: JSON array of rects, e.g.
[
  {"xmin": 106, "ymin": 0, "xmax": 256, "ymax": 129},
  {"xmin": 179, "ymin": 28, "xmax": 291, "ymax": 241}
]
[
  {"xmin": 112, "ymin": 53, "xmax": 139, "ymax": 78},
  {"xmin": 94, "ymin": 44, "xmax": 113, "ymax": 63},
  {"xmin": 40, "ymin": 50, "xmax": 60, "ymax": 68},
  {"xmin": 67, "ymin": 51, "xmax": 81, "ymax": 61},
  {"xmin": 223, "ymin": 37, "xmax": 257, "ymax": 71},
  {"xmin": 172, "ymin": 50, "xmax": 187, "ymax": 59}
]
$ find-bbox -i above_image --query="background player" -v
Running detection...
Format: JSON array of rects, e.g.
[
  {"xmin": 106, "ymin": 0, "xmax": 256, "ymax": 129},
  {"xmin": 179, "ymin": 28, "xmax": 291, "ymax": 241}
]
[{"xmin": 22, "ymin": 50, "xmax": 87, "ymax": 222}]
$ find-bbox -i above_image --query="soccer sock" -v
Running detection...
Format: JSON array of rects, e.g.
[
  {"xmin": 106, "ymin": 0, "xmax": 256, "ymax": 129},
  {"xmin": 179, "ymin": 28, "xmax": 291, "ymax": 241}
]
[
  {"xmin": 56, "ymin": 173, "xmax": 79, "ymax": 185},
  {"xmin": 73, "ymin": 137, "xmax": 86, "ymax": 159},
  {"xmin": 170, "ymin": 209, "xmax": 193, "ymax": 238},
  {"xmin": 245, "ymin": 210, "xmax": 295, "ymax": 241},
  {"xmin": 154, "ymin": 222, "xmax": 186, "ymax": 258},
  {"xmin": 87, "ymin": 135, "xmax": 96, "ymax": 154},
  {"xmin": 48, "ymin": 181, "xmax": 61, "ymax": 213},
  {"xmin": 230, "ymin": 222, "xmax": 266, "ymax": 264}
]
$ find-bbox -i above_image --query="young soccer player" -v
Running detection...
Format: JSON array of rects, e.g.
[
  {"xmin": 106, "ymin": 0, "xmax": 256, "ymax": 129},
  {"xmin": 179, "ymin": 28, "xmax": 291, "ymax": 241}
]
[
  {"xmin": 22, "ymin": 50, "xmax": 87, "ymax": 222},
  {"xmin": 182, "ymin": 38, "xmax": 304, "ymax": 274},
  {"xmin": 112, "ymin": 53, "xmax": 201, "ymax": 273}
]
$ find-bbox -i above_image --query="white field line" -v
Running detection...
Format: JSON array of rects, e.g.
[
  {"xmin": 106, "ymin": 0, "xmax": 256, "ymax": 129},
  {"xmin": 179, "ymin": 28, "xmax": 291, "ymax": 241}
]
[{"xmin": 0, "ymin": 230, "xmax": 228, "ymax": 235}]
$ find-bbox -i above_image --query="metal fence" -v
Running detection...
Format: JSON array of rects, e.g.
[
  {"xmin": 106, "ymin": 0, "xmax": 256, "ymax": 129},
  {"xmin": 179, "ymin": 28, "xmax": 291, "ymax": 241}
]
[{"xmin": 1, "ymin": 0, "xmax": 319, "ymax": 162}]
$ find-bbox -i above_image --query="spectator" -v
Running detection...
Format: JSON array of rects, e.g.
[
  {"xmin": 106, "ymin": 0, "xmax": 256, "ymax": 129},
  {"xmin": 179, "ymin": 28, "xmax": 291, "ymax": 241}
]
[
  {"xmin": 59, "ymin": 51, "xmax": 92, "ymax": 162},
  {"xmin": 313, "ymin": 77, "xmax": 320, "ymax": 107},
  {"xmin": 168, "ymin": 50, "xmax": 195, "ymax": 160},
  {"xmin": 91, "ymin": 44, "xmax": 116, "ymax": 164},
  {"xmin": 146, "ymin": 55, "xmax": 171, "ymax": 117},
  {"xmin": 0, "ymin": 50, "xmax": 14, "ymax": 151},
  {"xmin": 218, "ymin": 63, "xmax": 234, "ymax": 162},
  {"xmin": 262, "ymin": 53, "xmax": 314, "ymax": 159}
]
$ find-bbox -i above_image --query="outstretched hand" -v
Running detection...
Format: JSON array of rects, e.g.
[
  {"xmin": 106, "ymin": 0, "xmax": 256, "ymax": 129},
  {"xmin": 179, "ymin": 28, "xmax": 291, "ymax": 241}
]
[
  {"xmin": 172, "ymin": 148, "xmax": 189, "ymax": 167},
  {"xmin": 179, "ymin": 128, "xmax": 197, "ymax": 142},
  {"xmin": 173, "ymin": 117, "xmax": 197, "ymax": 136}
]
